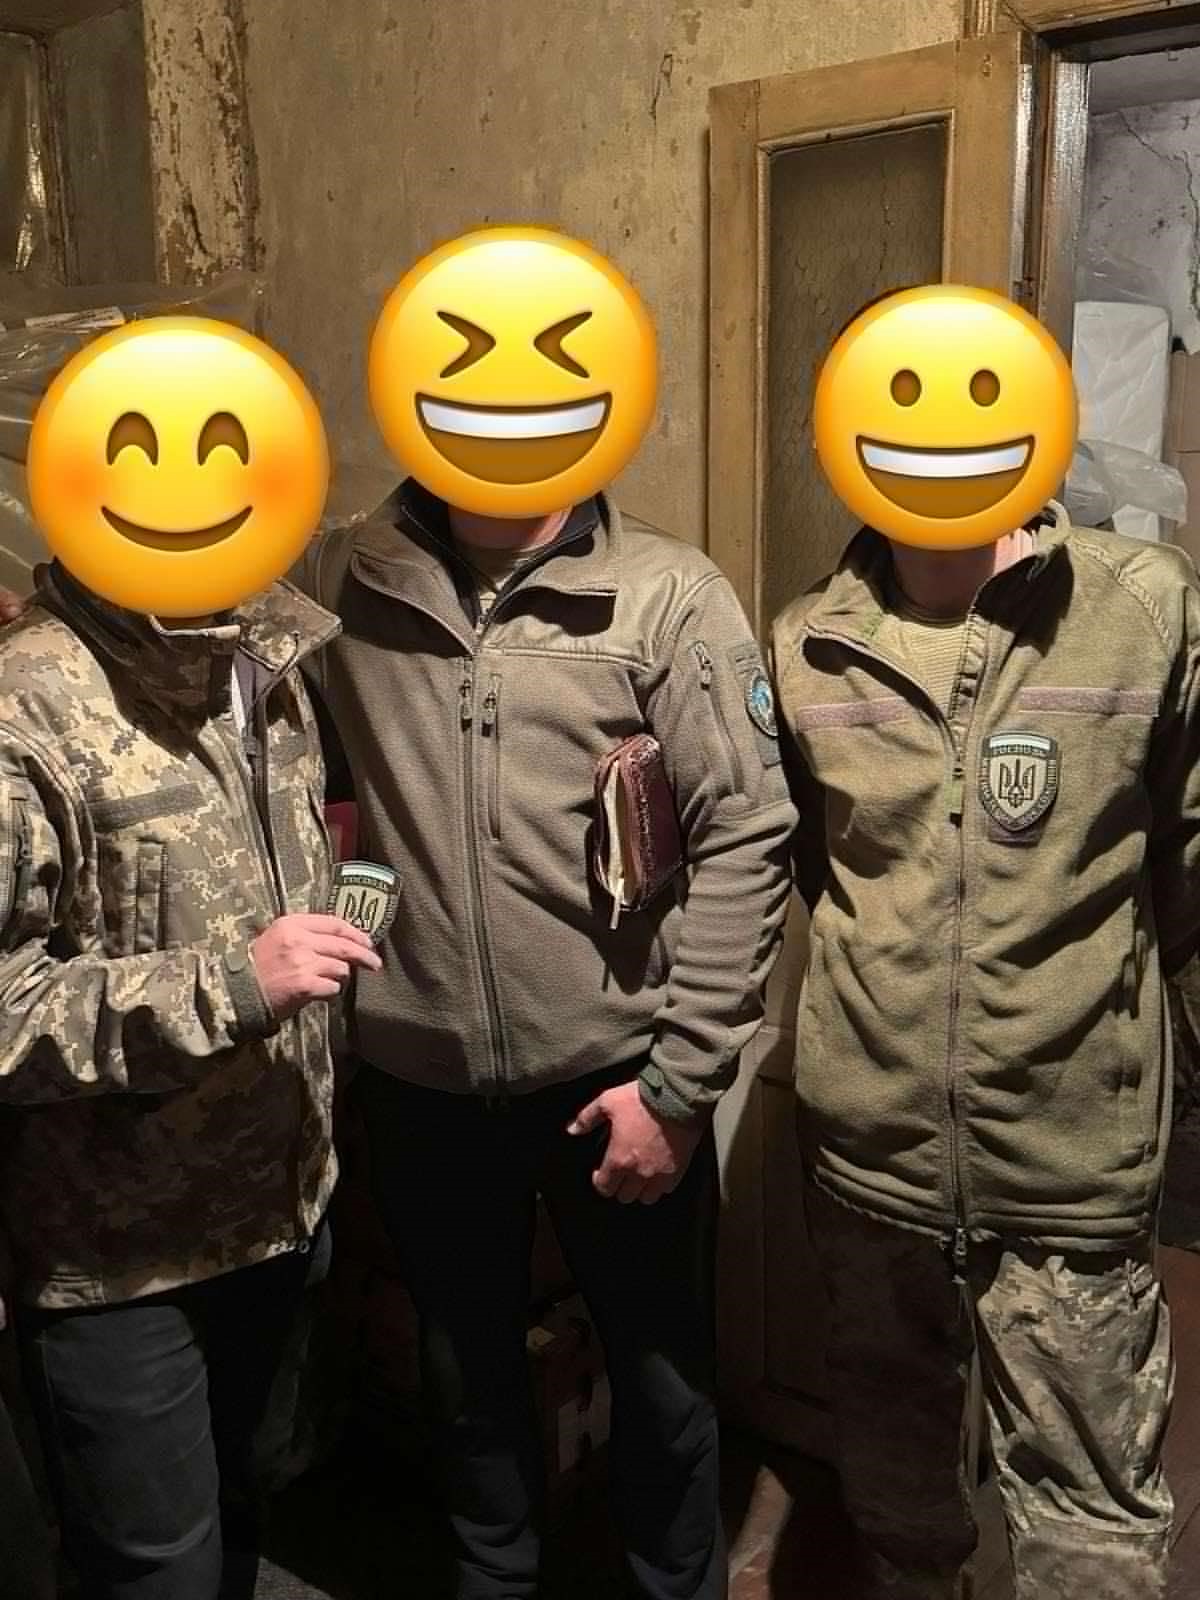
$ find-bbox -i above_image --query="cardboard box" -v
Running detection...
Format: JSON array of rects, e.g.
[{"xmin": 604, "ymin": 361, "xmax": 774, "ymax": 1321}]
[
  {"xmin": 527, "ymin": 1293, "xmax": 610, "ymax": 1504},
  {"xmin": 1165, "ymin": 352, "xmax": 1200, "ymax": 565},
  {"xmin": 529, "ymin": 1200, "xmax": 574, "ymax": 1311},
  {"xmin": 1167, "ymin": 350, "xmax": 1200, "ymax": 460},
  {"xmin": 361, "ymin": 1268, "xmax": 421, "ymax": 1400}
]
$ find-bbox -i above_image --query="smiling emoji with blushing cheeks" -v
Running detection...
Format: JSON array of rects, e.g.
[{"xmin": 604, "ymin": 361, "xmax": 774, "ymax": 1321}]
[
  {"xmin": 812, "ymin": 285, "xmax": 1078, "ymax": 550},
  {"xmin": 368, "ymin": 226, "xmax": 658, "ymax": 518},
  {"xmin": 26, "ymin": 316, "xmax": 329, "ymax": 617}
]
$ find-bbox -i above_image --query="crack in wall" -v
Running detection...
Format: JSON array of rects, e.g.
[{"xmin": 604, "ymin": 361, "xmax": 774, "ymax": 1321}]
[{"xmin": 1117, "ymin": 108, "xmax": 1200, "ymax": 326}]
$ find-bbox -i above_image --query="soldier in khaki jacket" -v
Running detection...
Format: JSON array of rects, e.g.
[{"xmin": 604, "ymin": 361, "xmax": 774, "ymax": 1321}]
[
  {"xmin": 0, "ymin": 563, "xmax": 379, "ymax": 1599},
  {"xmin": 771, "ymin": 287, "xmax": 1200, "ymax": 1599},
  {"xmin": 296, "ymin": 476, "xmax": 796, "ymax": 1599}
]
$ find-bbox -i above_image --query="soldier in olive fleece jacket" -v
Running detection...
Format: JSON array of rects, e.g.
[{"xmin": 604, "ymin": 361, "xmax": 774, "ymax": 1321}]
[
  {"xmin": 295, "ymin": 478, "xmax": 795, "ymax": 1600},
  {"xmin": 771, "ymin": 502, "xmax": 1200, "ymax": 1600}
]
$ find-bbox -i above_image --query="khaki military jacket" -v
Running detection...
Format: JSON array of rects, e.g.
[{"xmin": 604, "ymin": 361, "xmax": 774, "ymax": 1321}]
[
  {"xmin": 771, "ymin": 506, "xmax": 1200, "ymax": 1251},
  {"xmin": 0, "ymin": 565, "xmax": 339, "ymax": 1309},
  {"xmin": 296, "ymin": 484, "xmax": 797, "ymax": 1121}
]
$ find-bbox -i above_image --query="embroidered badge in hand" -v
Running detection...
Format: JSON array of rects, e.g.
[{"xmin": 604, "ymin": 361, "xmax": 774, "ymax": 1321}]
[
  {"xmin": 328, "ymin": 860, "xmax": 400, "ymax": 946},
  {"xmin": 979, "ymin": 732, "xmax": 1059, "ymax": 833}
]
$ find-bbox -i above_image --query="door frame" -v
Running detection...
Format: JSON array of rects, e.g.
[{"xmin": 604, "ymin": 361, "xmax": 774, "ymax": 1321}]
[
  {"xmin": 708, "ymin": 32, "xmax": 1035, "ymax": 636},
  {"xmin": 1018, "ymin": 0, "xmax": 1200, "ymax": 351}
]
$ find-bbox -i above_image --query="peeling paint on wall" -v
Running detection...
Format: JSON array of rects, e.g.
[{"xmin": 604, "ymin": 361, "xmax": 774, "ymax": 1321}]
[
  {"xmin": 236, "ymin": 0, "xmax": 959, "ymax": 545},
  {"xmin": 141, "ymin": 0, "xmax": 259, "ymax": 283}
]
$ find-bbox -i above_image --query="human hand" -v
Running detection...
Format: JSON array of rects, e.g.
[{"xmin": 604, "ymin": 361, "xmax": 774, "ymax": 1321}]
[
  {"xmin": 249, "ymin": 912, "xmax": 381, "ymax": 1020},
  {"xmin": 567, "ymin": 1079, "xmax": 703, "ymax": 1205},
  {"xmin": 0, "ymin": 563, "xmax": 47, "ymax": 623}
]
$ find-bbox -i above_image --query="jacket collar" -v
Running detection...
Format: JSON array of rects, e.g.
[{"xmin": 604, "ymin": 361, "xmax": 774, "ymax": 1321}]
[
  {"xmin": 349, "ymin": 479, "xmax": 622, "ymax": 612},
  {"xmin": 40, "ymin": 561, "xmax": 340, "ymax": 716},
  {"xmin": 803, "ymin": 501, "xmax": 1074, "ymax": 643}
]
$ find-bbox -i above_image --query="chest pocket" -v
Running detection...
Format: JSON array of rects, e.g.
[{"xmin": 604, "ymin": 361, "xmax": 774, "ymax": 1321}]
[{"xmin": 89, "ymin": 783, "xmax": 204, "ymax": 956}]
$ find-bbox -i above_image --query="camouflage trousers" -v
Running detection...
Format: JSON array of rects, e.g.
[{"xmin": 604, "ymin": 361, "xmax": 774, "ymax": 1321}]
[{"xmin": 805, "ymin": 1183, "xmax": 1173, "ymax": 1600}]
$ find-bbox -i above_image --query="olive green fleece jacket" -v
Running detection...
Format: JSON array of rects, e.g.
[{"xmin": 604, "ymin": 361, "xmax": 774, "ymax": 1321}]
[
  {"xmin": 771, "ymin": 505, "xmax": 1200, "ymax": 1250},
  {"xmin": 293, "ymin": 483, "xmax": 796, "ymax": 1121}
]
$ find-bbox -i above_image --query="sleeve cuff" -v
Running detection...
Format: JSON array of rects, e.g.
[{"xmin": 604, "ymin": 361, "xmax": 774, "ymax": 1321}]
[
  {"xmin": 638, "ymin": 1062, "xmax": 713, "ymax": 1126},
  {"xmin": 222, "ymin": 946, "xmax": 279, "ymax": 1041}
]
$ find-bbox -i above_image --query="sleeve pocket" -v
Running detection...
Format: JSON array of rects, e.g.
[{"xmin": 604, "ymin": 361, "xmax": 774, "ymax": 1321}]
[{"xmin": 133, "ymin": 841, "xmax": 166, "ymax": 954}]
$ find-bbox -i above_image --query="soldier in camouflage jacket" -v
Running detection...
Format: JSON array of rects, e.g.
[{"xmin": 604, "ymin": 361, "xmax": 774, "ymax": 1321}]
[{"xmin": 0, "ymin": 561, "xmax": 378, "ymax": 1600}]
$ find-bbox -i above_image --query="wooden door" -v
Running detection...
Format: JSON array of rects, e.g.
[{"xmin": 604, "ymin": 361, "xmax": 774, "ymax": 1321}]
[{"xmin": 708, "ymin": 32, "xmax": 1037, "ymax": 1456}]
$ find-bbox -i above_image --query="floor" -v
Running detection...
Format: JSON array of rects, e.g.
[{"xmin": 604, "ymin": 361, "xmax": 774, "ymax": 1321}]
[{"xmin": 255, "ymin": 1246, "xmax": 1200, "ymax": 1599}]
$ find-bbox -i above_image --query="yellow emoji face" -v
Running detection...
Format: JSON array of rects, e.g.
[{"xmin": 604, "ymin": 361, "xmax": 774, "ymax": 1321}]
[
  {"xmin": 368, "ymin": 226, "xmax": 657, "ymax": 517},
  {"xmin": 812, "ymin": 285, "xmax": 1077, "ymax": 549},
  {"xmin": 27, "ymin": 316, "xmax": 329, "ymax": 616}
]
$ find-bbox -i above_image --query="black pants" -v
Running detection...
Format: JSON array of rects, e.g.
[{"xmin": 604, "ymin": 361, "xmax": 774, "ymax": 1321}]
[
  {"xmin": 17, "ymin": 1235, "xmax": 327, "ymax": 1600},
  {"xmin": 356, "ymin": 1061, "xmax": 726, "ymax": 1600},
  {"xmin": 0, "ymin": 1368, "xmax": 55, "ymax": 1600}
]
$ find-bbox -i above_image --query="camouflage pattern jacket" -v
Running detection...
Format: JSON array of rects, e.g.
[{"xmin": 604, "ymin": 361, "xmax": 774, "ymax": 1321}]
[
  {"xmin": 0, "ymin": 565, "xmax": 340, "ymax": 1309},
  {"xmin": 771, "ymin": 507, "xmax": 1200, "ymax": 1253}
]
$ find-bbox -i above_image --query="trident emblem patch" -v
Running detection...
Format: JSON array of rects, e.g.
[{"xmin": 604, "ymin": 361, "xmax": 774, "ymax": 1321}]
[
  {"xmin": 327, "ymin": 860, "xmax": 400, "ymax": 946},
  {"xmin": 979, "ymin": 732, "xmax": 1060, "ymax": 832}
]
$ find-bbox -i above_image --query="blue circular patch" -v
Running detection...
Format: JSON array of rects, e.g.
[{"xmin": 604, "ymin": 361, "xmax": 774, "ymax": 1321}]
[{"xmin": 746, "ymin": 670, "xmax": 777, "ymax": 738}]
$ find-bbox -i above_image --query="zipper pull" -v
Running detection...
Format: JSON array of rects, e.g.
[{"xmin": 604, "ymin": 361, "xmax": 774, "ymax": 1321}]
[
  {"xmin": 949, "ymin": 760, "xmax": 965, "ymax": 822},
  {"xmin": 459, "ymin": 667, "xmax": 474, "ymax": 728},
  {"xmin": 692, "ymin": 640, "xmax": 714, "ymax": 689},
  {"xmin": 481, "ymin": 676, "xmax": 499, "ymax": 733},
  {"xmin": 950, "ymin": 1227, "xmax": 968, "ymax": 1283}
]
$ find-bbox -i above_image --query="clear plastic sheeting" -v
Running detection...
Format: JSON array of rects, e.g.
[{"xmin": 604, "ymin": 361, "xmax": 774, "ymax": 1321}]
[
  {"xmin": 0, "ymin": 33, "xmax": 53, "ymax": 278},
  {"xmin": 0, "ymin": 272, "xmax": 265, "ymax": 596},
  {"xmin": 1064, "ymin": 438, "xmax": 1189, "ymax": 534},
  {"xmin": 1068, "ymin": 299, "xmax": 1176, "ymax": 541}
]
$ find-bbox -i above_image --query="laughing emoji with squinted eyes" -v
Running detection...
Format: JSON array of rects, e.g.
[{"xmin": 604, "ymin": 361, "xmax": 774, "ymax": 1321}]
[
  {"xmin": 368, "ymin": 225, "xmax": 658, "ymax": 518},
  {"xmin": 812, "ymin": 285, "xmax": 1078, "ymax": 549}
]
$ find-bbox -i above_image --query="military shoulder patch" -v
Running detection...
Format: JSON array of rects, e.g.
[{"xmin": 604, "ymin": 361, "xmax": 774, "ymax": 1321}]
[
  {"xmin": 328, "ymin": 860, "xmax": 400, "ymax": 945},
  {"xmin": 979, "ymin": 731, "xmax": 1060, "ymax": 833},
  {"xmin": 746, "ymin": 669, "xmax": 778, "ymax": 739},
  {"xmin": 727, "ymin": 643, "xmax": 782, "ymax": 770}
]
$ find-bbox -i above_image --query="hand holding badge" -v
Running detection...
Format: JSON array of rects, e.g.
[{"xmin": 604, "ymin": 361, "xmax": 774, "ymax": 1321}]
[{"xmin": 328, "ymin": 860, "xmax": 400, "ymax": 946}]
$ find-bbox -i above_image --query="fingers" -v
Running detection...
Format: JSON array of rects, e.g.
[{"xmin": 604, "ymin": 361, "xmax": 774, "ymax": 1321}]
[
  {"xmin": 315, "ymin": 958, "xmax": 351, "ymax": 985},
  {"xmin": 312, "ymin": 933, "xmax": 382, "ymax": 969},
  {"xmin": 615, "ymin": 1174, "xmax": 646, "ymax": 1205},
  {"xmin": 591, "ymin": 1155, "xmax": 621, "ymax": 1199},
  {"xmin": 567, "ymin": 1093, "xmax": 608, "ymax": 1137},
  {"xmin": 300, "ymin": 913, "xmax": 377, "ymax": 947}
]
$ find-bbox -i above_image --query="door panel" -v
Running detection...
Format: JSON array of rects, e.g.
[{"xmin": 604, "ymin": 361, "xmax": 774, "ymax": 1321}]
[
  {"xmin": 708, "ymin": 32, "xmax": 1035, "ymax": 1453},
  {"xmin": 709, "ymin": 32, "xmax": 1036, "ymax": 636}
]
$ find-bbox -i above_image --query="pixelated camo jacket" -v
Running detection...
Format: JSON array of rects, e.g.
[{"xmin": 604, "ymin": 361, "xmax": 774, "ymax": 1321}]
[{"xmin": 0, "ymin": 563, "xmax": 340, "ymax": 1310}]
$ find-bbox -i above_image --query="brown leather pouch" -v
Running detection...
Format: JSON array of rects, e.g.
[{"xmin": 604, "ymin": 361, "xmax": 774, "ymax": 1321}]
[{"xmin": 593, "ymin": 733, "xmax": 684, "ymax": 928}]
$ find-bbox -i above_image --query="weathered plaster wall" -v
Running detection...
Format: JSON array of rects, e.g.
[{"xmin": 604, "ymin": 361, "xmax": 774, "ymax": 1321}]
[
  {"xmin": 140, "ymin": 0, "xmax": 259, "ymax": 283},
  {"xmin": 231, "ymin": 0, "xmax": 958, "ymax": 543},
  {"xmin": 1079, "ymin": 98, "xmax": 1200, "ymax": 354}
]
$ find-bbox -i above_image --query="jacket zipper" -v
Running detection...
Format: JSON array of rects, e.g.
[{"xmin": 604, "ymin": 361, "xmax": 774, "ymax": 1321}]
[
  {"xmin": 692, "ymin": 640, "xmax": 745, "ymax": 792},
  {"xmin": 482, "ymin": 673, "xmax": 502, "ymax": 841},
  {"xmin": 459, "ymin": 656, "xmax": 509, "ymax": 1097},
  {"xmin": 6, "ymin": 795, "xmax": 31, "ymax": 933},
  {"xmin": 227, "ymin": 643, "xmax": 316, "ymax": 1244},
  {"xmin": 807, "ymin": 621, "xmax": 974, "ymax": 1274}
]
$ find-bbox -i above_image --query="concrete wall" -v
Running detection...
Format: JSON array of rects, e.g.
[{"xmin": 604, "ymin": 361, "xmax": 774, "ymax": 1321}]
[
  {"xmin": 230, "ymin": 0, "xmax": 959, "ymax": 543},
  {"xmin": 1079, "ymin": 97, "xmax": 1200, "ymax": 355}
]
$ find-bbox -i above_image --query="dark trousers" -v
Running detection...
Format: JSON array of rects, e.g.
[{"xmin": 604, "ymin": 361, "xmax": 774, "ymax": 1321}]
[
  {"xmin": 17, "ymin": 1237, "xmax": 325, "ymax": 1600},
  {"xmin": 356, "ymin": 1061, "xmax": 726, "ymax": 1600},
  {"xmin": 0, "ymin": 1369, "xmax": 55, "ymax": 1600}
]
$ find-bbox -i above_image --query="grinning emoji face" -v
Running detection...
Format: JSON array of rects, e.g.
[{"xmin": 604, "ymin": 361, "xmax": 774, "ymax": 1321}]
[
  {"xmin": 368, "ymin": 226, "xmax": 657, "ymax": 517},
  {"xmin": 27, "ymin": 316, "xmax": 329, "ymax": 617},
  {"xmin": 812, "ymin": 285, "xmax": 1078, "ymax": 550}
]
